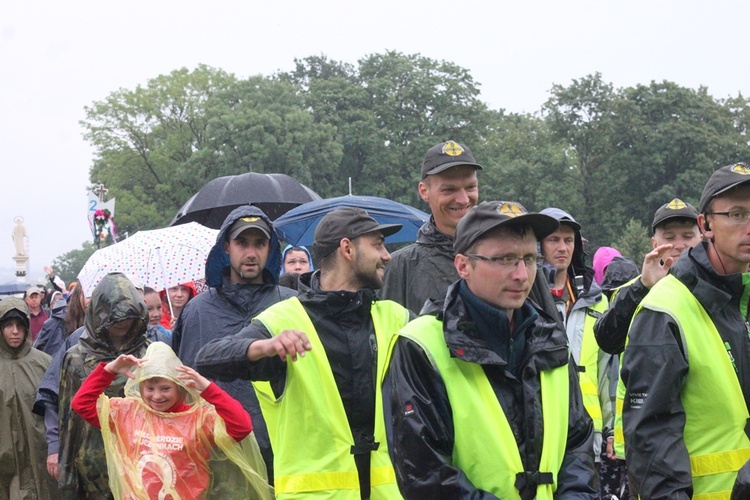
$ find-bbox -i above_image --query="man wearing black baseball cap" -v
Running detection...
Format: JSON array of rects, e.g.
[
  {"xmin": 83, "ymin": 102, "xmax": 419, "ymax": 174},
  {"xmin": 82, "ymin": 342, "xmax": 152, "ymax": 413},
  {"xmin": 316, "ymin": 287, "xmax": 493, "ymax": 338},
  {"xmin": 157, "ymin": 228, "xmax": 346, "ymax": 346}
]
[
  {"xmin": 386, "ymin": 201, "xmax": 597, "ymax": 498},
  {"xmin": 196, "ymin": 207, "xmax": 411, "ymax": 498},
  {"xmin": 382, "ymin": 140, "xmax": 561, "ymax": 329},
  {"xmin": 381, "ymin": 140, "xmax": 482, "ymax": 314},
  {"xmin": 622, "ymin": 162, "xmax": 750, "ymax": 498},
  {"xmin": 595, "ymin": 198, "xmax": 700, "ymax": 355}
]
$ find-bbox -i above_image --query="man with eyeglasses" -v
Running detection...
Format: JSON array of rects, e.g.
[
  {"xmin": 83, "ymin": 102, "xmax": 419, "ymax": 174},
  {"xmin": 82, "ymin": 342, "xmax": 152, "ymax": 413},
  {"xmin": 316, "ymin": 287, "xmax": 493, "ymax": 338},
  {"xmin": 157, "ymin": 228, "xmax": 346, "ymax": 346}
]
[
  {"xmin": 384, "ymin": 201, "xmax": 597, "ymax": 498},
  {"xmin": 539, "ymin": 207, "xmax": 616, "ymax": 498},
  {"xmin": 622, "ymin": 163, "xmax": 750, "ymax": 498}
]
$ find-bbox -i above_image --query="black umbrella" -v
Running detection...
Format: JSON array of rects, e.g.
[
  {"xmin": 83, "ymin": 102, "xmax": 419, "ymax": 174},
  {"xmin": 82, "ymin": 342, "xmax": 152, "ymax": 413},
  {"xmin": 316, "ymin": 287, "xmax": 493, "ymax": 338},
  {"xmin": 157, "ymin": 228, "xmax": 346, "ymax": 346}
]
[{"xmin": 170, "ymin": 172, "xmax": 321, "ymax": 229}]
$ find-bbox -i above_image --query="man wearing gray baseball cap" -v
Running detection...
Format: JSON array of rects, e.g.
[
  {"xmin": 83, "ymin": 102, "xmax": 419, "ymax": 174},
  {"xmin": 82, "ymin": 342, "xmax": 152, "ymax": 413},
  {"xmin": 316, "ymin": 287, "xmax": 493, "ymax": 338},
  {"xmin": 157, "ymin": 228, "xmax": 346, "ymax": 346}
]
[
  {"xmin": 385, "ymin": 201, "xmax": 597, "ymax": 498},
  {"xmin": 622, "ymin": 162, "xmax": 750, "ymax": 498}
]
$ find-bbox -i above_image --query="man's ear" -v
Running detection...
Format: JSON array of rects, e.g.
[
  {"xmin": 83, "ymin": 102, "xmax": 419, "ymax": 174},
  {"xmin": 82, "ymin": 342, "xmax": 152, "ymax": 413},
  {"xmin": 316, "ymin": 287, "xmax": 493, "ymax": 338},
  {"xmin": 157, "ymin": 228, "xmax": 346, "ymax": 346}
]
[
  {"xmin": 222, "ymin": 240, "xmax": 229, "ymax": 254},
  {"xmin": 418, "ymin": 181, "xmax": 430, "ymax": 203},
  {"xmin": 651, "ymin": 236, "xmax": 658, "ymax": 250},
  {"xmin": 455, "ymin": 253, "xmax": 470, "ymax": 279},
  {"xmin": 697, "ymin": 214, "xmax": 713, "ymax": 240},
  {"xmin": 337, "ymin": 238, "xmax": 354, "ymax": 261}
]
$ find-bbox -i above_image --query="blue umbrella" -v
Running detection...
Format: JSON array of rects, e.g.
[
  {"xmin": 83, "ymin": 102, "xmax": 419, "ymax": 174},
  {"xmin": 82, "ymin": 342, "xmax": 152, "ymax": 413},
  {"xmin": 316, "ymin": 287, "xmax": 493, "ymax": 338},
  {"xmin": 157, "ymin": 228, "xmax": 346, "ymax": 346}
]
[
  {"xmin": 0, "ymin": 281, "xmax": 30, "ymax": 296},
  {"xmin": 273, "ymin": 195, "xmax": 429, "ymax": 246}
]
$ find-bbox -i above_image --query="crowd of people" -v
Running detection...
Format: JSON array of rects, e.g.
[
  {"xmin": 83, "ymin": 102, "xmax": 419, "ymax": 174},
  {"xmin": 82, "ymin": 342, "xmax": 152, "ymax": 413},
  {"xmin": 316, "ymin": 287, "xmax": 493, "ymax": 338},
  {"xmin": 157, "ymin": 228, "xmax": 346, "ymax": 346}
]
[{"xmin": 3, "ymin": 140, "xmax": 750, "ymax": 499}]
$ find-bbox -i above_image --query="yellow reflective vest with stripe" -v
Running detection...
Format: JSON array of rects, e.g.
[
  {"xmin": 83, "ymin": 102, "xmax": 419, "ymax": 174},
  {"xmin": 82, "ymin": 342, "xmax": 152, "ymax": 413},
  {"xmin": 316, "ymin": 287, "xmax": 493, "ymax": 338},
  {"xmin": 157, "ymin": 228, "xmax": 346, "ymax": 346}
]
[
  {"xmin": 390, "ymin": 314, "xmax": 570, "ymax": 499},
  {"xmin": 576, "ymin": 298, "xmax": 609, "ymax": 433},
  {"xmin": 626, "ymin": 275, "xmax": 750, "ymax": 499},
  {"xmin": 252, "ymin": 297, "xmax": 409, "ymax": 499}
]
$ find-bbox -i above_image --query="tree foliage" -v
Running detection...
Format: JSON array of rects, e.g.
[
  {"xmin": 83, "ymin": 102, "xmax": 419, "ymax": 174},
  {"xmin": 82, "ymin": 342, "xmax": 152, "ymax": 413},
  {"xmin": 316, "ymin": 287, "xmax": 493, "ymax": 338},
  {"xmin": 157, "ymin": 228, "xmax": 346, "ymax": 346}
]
[
  {"xmin": 52, "ymin": 242, "xmax": 97, "ymax": 286},
  {"xmin": 63, "ymin": 54, "xmax": 750, "ymax": 270}
]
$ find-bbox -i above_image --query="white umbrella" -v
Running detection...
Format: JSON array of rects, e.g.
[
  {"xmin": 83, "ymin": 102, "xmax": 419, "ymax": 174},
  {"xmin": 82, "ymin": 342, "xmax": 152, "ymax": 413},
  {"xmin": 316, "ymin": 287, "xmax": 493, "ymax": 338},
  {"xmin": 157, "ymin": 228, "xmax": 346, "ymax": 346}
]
[{"xmin": 77, "ymin": 222, "xmax": 218, "ymax": 297}]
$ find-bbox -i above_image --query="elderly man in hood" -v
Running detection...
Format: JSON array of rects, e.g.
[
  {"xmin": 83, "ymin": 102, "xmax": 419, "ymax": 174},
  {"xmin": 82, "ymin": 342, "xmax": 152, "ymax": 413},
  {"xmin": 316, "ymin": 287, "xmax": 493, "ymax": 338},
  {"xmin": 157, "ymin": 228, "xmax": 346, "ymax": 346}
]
[
  {"xmin": 171, "ymin": 205, "xmax": 296, "ymax": 481},
  {"xmin": 0, "ymin": 296, "xmax": 58, "ymax": 499},
  {"xmin": 57, "ymin": 272, "xmax": 150, "ymax": 498}
]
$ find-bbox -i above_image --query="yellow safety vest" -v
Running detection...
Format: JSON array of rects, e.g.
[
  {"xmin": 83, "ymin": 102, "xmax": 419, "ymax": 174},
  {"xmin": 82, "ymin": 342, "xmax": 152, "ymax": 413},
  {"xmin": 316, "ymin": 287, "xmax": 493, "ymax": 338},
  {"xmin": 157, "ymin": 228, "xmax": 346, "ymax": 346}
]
[
  {"xmin": 253, "ymin": 297, "xmax": 409, "ymax": 499},
  {"xmin": 392, "ymin": 314, "xmax": 570, "ymax": 499},
  {"xmin": 629, "ymin": 275, "xmax": 750, "ymax": 499},
  {"xmin": 576, "ymin": 298, "xmax": 609, "ymax": 432},
  {"xmin": 609, "ymin": 276, "xmax": 641, "ymax": 459}
]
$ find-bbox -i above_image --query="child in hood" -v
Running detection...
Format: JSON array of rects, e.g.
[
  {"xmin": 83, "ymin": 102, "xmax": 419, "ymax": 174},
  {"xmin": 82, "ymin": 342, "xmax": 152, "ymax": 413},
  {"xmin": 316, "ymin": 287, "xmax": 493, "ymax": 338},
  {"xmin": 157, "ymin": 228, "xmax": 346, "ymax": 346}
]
[{"xmin": 72, "ymin": 341, "xmax": 271, "ymax": 499}]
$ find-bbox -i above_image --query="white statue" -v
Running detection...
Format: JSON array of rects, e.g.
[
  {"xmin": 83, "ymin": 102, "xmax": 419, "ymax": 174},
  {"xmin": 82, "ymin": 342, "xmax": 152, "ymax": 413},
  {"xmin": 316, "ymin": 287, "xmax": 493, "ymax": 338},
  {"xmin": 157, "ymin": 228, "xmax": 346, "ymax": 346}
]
[{"xmin": 12, "ymin": 217, "xmax": 26, "ymax": 257}]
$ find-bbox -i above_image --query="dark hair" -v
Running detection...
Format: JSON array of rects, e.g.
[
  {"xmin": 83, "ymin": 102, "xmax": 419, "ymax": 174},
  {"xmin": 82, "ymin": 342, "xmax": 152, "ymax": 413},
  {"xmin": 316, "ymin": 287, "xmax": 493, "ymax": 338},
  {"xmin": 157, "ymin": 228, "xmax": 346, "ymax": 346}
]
[
  {"xmin": 143, "ymin": 286, "xmax": 157, "ymax": 295},
  {"xmin": 465, "ymin": 224, "xmax": 534, "ymax": 255},
  {"xmin": 64, "ymin": 282, "xmax": 86, "ymax": 336},
  {"xmin": 278, "ymin": 272, "xmax": 300, "ymax": 290}
]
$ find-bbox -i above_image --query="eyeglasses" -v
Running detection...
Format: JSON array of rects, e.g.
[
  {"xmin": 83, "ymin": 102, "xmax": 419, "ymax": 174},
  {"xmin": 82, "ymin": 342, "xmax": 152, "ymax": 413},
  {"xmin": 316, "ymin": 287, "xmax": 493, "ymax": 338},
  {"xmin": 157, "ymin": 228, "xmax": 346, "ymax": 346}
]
[
  {"xmin": 465, "ymin": 254, "xmax": 542, "ymax": 269},
  {"xmin": 707, "ymin": 210, "xmax": 750, "ymax": 225}
]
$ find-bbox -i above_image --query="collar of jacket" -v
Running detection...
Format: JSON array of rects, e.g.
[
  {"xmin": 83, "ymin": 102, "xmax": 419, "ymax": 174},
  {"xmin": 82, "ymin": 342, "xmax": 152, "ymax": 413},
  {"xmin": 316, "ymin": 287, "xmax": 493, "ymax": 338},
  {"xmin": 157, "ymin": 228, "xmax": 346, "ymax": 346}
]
[
  {"xmin": 218, "ymin": 273, "xmax": 282, "ymax": 312},
  {"xmin": 415, "ymin": 216, "xmax": 455, "ymax": 250},
  {"xmin": 673, "ymin": 241, "xmax": 746, "ymax": 318},
  {"xmin": 296, "ymin": 269, "xmax": 375, "ymax": 318},
  {"xmin": 433, "ymin": 281, "xmax": 569, "ymax": 370}
]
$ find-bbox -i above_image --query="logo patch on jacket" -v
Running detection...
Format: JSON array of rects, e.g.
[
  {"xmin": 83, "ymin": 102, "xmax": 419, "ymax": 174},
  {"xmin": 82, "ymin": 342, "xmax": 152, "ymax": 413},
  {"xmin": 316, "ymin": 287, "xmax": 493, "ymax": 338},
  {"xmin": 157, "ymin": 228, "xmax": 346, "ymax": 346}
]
[{"xmin": 404, "ymin": 403, "xmax": 416, "ymax": 416}]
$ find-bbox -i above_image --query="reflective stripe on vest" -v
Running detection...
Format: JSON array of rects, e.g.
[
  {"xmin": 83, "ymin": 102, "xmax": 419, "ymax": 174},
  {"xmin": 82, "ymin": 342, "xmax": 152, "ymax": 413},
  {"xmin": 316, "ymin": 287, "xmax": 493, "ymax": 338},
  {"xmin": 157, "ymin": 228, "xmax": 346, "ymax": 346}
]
[
  {"xmin": 253, "ymin": 297, "xmax": 409, "ymax": 499},
  {"xmin": 393, "ymin": 314, "xmax": 569, "ymax": 500},
  {"xmin": 635, "ymin": 275, "xmax": 750, "ymax": 499},
  {"xmin": 609, "ymin": 276, "xmax": 641, "ymax": 459},
  {"xmin": 577, "ymin": 298, "xmax": 609, "ymax": 431}
]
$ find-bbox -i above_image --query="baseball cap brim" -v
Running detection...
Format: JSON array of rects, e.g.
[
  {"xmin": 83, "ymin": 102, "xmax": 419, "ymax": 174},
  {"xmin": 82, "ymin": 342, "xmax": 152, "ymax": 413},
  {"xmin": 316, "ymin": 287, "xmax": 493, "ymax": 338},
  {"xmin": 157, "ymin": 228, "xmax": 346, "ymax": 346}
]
[
  {"xmin": 424, "ymin": 160, "xmax": 484, "ymax": 177},
  {"xmin": 455, "ymin": 211, "xmax": 559, "ymax": 255},
  {"xmin": 363, "ymin": 223, "xmax": 402, "ymax": 238}
]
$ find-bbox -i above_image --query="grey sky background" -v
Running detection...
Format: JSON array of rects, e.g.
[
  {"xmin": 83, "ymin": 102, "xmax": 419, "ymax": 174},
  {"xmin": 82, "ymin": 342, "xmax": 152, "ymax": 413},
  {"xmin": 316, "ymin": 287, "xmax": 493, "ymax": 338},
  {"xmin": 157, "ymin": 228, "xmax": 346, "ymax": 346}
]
[{"xmin": 2, "ymin": 0, "xmax": 748, "ymax": 283}]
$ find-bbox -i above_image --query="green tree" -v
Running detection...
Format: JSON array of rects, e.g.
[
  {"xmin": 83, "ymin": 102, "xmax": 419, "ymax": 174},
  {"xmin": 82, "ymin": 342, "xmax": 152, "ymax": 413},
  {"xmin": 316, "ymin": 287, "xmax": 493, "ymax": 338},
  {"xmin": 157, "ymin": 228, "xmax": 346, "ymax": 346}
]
[
  {"xmin": 52, "ymin": 242, "xmax": 97, "ymax": 286},
  {"xmin": 544, "ymin": 73, "xmax": 623, "ymax": 246},
  {"xmin": 610, "ymin": 81, "xmax": 747, "ymax": 229},
  {"xmin": 480, "ymin": 110, "xmax": 577, "ymax": 212},
  {"xmin": 193, "ymin": 76, "xmax": 342, "ymax": 195},
  {"xmin": 281, "ymin": 51, "xmax": 492, "ymax": 205},
  {"xmin": 611, "ymin": 219, "xmax": 651, "ymax": 262},
  {"xmin": 81, "ymin": 65, "xmax": 238, "ymax": 233}
]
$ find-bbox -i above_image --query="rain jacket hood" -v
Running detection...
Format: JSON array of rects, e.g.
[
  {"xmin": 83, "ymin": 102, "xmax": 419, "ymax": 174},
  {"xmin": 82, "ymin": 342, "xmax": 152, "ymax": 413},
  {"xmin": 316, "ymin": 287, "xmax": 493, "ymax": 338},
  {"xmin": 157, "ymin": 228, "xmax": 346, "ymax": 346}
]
[
  {"xmin": 82, "ymin": 272, "xmax": 149, "ymax": 356},
  {"xmin": 99, "ymin": 341, "xmax": 273, "ymax": 499},
  {"xmin": 280, "ymin": 244, "xmax": 314, "ymax": 275},
  {"xmin": 206, "ymin": 206, "xmax": 282, "ymax": 288},
  {"xmin": 540, "ymin": 207, "xmax": 596, "ymax": 296},
  {"xmin": 0, "ymin": 296, "xmax": 56, "ymax": 498},
  {"xmin": 0, "ymin": 296, "xmax": 31, "ymax": 358}
]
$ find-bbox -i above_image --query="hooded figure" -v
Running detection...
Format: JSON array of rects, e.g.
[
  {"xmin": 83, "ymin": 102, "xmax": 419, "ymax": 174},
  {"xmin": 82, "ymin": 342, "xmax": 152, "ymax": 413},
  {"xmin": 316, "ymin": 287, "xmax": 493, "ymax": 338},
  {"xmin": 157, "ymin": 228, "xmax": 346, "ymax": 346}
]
[
  {"xmin": 57, "ymin": 272, "xmax": 150, "ymax": 499},
  {"xmin": 592, "ymin": 246, "xmax": 622, "ymax": 286},
  {"xmin": 280, "ymin": 244, "xmax": 314, "ymax": 275},
  {"xmin": 0, "ymin": 296, "xmax": 57, "ymax": 499},
  {"xmin": 172, "ymin": 205, "xmax": 296, "ymax": 481},
  {"xmin": 82, "ymin": 342, "xmax": 273, "ymax": 499}
]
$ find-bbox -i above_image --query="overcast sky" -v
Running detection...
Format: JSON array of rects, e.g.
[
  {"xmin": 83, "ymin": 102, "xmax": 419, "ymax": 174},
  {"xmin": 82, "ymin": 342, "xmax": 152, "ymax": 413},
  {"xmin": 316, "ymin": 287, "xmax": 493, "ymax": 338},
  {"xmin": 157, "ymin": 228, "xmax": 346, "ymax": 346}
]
[{"xmin": 2, "ymin": 0, "xmax": 748, "ymax": 283}]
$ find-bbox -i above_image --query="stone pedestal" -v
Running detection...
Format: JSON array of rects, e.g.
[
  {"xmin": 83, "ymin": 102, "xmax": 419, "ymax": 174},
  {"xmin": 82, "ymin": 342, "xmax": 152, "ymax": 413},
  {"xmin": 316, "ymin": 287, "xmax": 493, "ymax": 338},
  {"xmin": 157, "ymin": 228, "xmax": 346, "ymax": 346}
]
[{"xmin": 12, "ymin": 254, "xmax": 28, "ymax": 281}]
